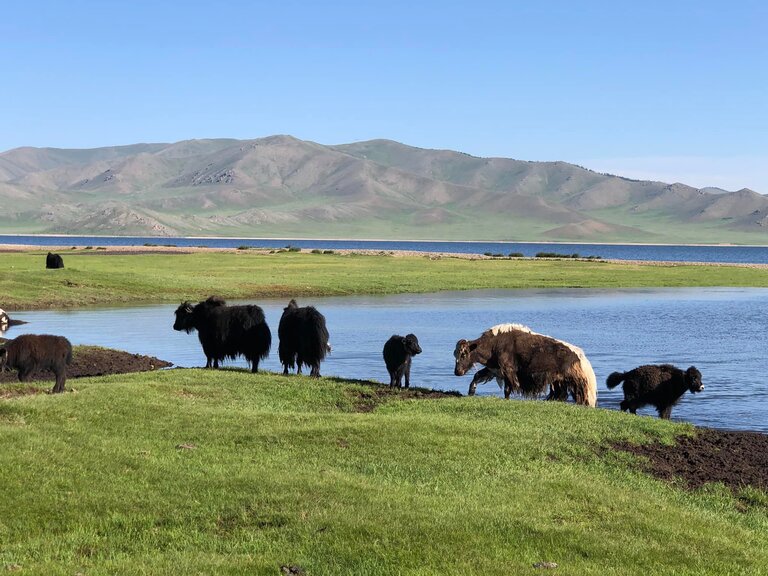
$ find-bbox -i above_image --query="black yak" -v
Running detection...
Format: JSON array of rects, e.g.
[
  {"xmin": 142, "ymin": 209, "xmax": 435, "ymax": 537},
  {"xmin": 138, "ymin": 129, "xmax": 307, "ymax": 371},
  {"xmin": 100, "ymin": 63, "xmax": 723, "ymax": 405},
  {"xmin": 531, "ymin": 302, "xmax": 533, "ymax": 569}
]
[
  {"xmin": 0, "ymin": 334, "xmax": 72, "ymax": 393},
  {"xmin": 606, "ymin": 364, "xmax": 703, "ymax": 419},
  {"xmin": 382, "ymin": 333, "xmax": 422, "ymax": 388},
  {"xmin": 46, "ymin": 252, "xmax": 64, "ymax": 269},
  {"xmin": 454, "ymin": 323, "xmax": 597, "ymax": 406},
  {"xmin": 278, "ymin": 299, "xmax": 329, "ymax": 377},
  {"xmin": 173, "ymin": 296, "xmax": 271, "ymax": 372}
]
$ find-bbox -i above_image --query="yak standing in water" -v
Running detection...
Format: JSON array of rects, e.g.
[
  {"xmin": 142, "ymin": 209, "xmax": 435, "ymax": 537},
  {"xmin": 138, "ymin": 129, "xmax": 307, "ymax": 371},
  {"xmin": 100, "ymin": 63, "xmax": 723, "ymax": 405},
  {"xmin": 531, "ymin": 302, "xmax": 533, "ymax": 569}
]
[
  {"xmin": 173, "ymin": 296, "xmax": 271, "ymax": 372},
  {"xmin": 607, "ymin": 364, "xmax": 703, "ymax": 419},
  {"xmin": 382, "ymin": 333, "xmax": 422, "ymax": 388},
  {"xmin": 454, "ymin": 323, "xmax": 597, "ymax": 406},
  {"xmin": 0, "ymin": 334, "xmax": 72, "ymax": 393},
  {"xmin": 46, "ymin": 252, "xmax": 64, "ymax": 269},
  {"xmin": 278, "ymin": 299, "xmax": 329, "ymax": 377}
]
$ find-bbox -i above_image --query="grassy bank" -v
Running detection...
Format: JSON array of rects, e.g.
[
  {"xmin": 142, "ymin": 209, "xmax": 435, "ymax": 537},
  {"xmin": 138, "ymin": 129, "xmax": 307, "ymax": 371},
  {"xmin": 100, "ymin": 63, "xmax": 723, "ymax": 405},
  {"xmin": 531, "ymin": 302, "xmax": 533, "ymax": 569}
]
[
  {"xmin": 2, "ymin": 249, "xmax": 768, "ymax": 309},
  {"xmin": 0, "ymin": 369, "xmax": 766, "ymax": 575}
]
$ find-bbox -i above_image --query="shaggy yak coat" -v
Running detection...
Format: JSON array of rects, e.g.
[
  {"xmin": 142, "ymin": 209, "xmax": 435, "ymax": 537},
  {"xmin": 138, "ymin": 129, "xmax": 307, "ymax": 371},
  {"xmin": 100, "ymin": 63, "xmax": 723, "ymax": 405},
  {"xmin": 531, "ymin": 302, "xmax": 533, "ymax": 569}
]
[
  {"xmin": 173, "ymin": 296, "xmax": 271, "ymax": 372},
  {"xmin": 46, "ymin": 252, "xmax": 64, "ymax": 269},
  {"xmin": 382, "ymin": 333, "xmax": 422, "ymax": 388},
  {"xmin": 454, "ymin": 324, "xmax": 597, "ymax": 407},
  {"xmin": 0, "ymin": 334, "xmax": 72, "ymax": 393},
  {"xmin": 606, "ymin": 364, "xmax": 703, "ymax": 419},
  {"xmin": 278, "ymin": 299, "xmax": 330, "ymax": 377}
]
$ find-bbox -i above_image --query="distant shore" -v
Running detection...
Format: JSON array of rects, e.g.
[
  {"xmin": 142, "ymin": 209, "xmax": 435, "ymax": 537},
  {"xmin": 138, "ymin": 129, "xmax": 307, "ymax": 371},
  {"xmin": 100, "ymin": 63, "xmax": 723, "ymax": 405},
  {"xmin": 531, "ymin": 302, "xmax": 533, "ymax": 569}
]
[
  {"xmin": 2, "ymin": 232, "xmax": 768, "ymax": 248},
  {"xmin": 4, "ymin": 243, "xmax": 768, "ymax": 269}
]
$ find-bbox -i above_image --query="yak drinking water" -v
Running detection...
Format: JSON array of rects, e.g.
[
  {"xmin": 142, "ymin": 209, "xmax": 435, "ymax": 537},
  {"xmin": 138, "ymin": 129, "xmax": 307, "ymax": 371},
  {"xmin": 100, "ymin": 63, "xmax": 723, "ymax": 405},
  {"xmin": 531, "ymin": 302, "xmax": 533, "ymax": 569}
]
[
  {"xmin": 0, "ymin": 334, "xmax": 72, "ymax": 393},
  {"xmin": 173, "ymin": 296, "xmax": 271, "ymax": 372},
  {"xmin": 606, "ymin": 364, "xmax": 703, "ymax": 419},
  {"xmin": 454, "ymin": 323, "xmax": 597, "ymax": 406},
  {"xmin": 278, "ymin": 299, "xmax": 329, "ymax": 377},
  {"xmin": 382, "ymin": 333, "xmax": 422, "ymax": 388}
]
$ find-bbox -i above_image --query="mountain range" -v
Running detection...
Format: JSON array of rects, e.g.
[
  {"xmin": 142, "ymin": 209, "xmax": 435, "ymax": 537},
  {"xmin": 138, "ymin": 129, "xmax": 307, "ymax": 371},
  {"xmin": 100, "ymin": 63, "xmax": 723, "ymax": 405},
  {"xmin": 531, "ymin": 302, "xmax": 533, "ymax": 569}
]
[{"xmin": 1, "ymin": 135, "xmax": 766, "ymax": 243}]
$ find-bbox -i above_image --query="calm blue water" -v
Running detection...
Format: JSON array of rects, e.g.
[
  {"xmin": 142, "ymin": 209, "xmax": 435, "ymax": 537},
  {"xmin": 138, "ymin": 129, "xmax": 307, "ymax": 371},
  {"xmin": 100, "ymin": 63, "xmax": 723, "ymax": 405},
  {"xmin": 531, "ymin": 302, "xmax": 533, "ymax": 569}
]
[
  {"xmin": 3, "ymin": 234, "xmax": 768, "ymax": 264},
  {"xmin": 2, "ymin": 288, "xmax": 766, "ymax": 433}
]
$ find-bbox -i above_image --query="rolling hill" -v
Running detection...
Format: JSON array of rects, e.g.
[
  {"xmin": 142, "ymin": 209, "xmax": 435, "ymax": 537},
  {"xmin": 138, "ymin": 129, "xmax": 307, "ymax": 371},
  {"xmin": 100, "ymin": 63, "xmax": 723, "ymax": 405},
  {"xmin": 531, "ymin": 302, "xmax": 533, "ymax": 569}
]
[{"xmin": 1, "ymin": 135, "xmax": 767, "ymax": 243}]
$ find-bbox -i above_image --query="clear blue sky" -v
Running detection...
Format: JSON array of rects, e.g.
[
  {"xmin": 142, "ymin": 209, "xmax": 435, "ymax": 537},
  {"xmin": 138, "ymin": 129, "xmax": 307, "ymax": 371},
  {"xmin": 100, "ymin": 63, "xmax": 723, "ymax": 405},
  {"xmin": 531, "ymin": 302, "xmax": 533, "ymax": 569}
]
[{"xmin": 3, "ymin": 0, "xmax": 767, "ymax": 191}]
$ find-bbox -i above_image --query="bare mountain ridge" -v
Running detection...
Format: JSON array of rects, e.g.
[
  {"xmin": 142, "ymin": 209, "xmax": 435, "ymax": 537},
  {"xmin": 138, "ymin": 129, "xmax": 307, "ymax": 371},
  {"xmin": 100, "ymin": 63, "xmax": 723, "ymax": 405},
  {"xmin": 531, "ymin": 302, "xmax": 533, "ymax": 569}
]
[{"xmin": 0, "ymin": 135, "xmax": 766, "ymax": 241}]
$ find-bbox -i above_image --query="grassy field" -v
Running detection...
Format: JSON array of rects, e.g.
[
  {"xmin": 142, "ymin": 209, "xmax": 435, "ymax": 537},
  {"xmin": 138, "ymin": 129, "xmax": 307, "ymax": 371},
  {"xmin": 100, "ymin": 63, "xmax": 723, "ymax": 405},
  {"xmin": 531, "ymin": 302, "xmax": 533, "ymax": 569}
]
[
  {"xmin": 0, "ymin": 370, "xmax": 766, "ymax": 575},
  {"xmin": 2, "ymin": 249, "xmax": 768, "ymax": 309}
]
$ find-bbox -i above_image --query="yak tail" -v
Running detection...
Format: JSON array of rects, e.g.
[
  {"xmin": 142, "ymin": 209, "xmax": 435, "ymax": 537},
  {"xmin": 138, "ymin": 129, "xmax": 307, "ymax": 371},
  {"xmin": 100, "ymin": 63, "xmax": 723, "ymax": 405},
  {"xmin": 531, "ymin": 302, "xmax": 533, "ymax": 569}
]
[
  {"xmin": 559, "ymin": 342, "xmax": 598, "ymax": 407},
  {"xmin": 606, "ymin": 372, "xmax": 626, "ymax": 389}
]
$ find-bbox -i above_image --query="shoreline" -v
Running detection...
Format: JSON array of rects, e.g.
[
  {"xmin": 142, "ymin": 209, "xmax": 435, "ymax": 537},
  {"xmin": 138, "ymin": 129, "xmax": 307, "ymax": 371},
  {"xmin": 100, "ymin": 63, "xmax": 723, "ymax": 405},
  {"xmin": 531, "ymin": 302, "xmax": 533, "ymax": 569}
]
[
  {"xmin": 3, "ymin": 243, "xmax": 768, "ymax": 269},
  {"xmin": 1, "ymin": 232, "xmax": 768, "ymax": 248}
]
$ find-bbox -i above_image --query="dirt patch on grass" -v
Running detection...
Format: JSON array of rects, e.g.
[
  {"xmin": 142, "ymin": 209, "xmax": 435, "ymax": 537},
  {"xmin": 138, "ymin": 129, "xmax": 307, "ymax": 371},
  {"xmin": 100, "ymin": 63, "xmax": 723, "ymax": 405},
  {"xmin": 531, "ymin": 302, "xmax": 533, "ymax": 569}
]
[
  {"xmin": 0, "ymin": 345, "xmax": 172, "ymax": 385},
  {"xmin": 614, "ymin": 428, "xmax": 768, "ymax": 494},
  {"xmin": 339, "ymin": 380, "xmax": 460, "ymax": 412}
]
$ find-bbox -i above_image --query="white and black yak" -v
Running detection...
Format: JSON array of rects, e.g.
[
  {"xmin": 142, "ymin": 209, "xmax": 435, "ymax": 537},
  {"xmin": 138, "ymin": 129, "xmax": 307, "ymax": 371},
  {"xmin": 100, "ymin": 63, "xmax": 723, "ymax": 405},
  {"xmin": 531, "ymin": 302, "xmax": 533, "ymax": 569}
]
[
  {"xmin": 278, "ymin": 299, "xmax": 329, "ymax": 377},
  {"xmin": 46, "ymin": 252, "xmax": 64, "ymax": 269},
  {"xmin": 606, "ymin": 364, "xmax": 703, "ymax": 419},
  {"xmin": 0, "ymin": 308, "xmax": 27, "ymax": 334},
  {"xmin": 0, "ymin": 334, "xmax": 72, "ymax": 393},
  {"xmin": 173, "ymin": 296, "xmax": 271, "ymax": 372},
  {"xmin": 382, "ymin": 333, "xmax": 422, "ymax": 388},
  {"xmin": 454, "ymin": 323, "xmax": 597, "ymax": 406}
]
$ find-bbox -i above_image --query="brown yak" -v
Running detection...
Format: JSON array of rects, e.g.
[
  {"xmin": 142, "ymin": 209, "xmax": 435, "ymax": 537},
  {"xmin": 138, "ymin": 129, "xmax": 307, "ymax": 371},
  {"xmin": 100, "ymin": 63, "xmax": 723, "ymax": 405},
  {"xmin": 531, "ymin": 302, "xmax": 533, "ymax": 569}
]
[
  {"xmin": 454, "ymin": 323, "xmax": 597, "ymax": 406},
  {"xmin": 0, "ymin": 334, "xmax": 73, "ymax": 393}
]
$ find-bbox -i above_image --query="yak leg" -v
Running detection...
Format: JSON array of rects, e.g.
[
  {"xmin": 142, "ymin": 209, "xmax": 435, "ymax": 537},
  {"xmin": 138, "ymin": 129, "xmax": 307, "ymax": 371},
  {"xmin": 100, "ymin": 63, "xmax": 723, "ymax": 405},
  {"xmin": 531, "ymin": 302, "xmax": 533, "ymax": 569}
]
[
  {"xmin": 17, "ymin": 367, "xmax": 32, "ymax": 382},
  {"xmin": 310, "ymin": 364, "xmax": 321, "ymax": 378},
  {"xmin": 620, "ymin": 399, "xmax": 639, "ymax": 414},
  {"xmin": 404, "ymin": 360, "xmax": 411, "ymax": 389},
  {"xmin": 658, "ymin": 406, "xmax": 673, "ymax": 419},
  {"xmin": 251, "ymin": 359, "xmax": 259, "ymax": 374},
  {"xmin": 52, "ymin": 369, "xmax": 66, "ymax": 394}
]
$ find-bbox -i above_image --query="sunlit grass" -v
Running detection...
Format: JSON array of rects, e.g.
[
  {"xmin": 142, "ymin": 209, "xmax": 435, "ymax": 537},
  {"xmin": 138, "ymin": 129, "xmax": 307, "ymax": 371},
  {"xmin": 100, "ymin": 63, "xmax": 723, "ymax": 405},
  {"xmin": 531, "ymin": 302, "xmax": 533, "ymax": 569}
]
[
  {"xmin": 2, "ymin": 250, "xmax": 768, "ymax": 309},
  {"xmin": 0, "ymin": 369, "xmax": 764, "ymax": 574}
]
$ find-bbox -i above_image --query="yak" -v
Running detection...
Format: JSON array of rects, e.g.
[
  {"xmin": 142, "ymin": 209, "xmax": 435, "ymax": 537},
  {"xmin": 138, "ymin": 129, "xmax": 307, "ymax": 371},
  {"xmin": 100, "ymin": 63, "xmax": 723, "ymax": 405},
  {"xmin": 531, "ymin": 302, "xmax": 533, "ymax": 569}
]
[
  {"xmin": 46, "ymin": 252, "xmax": 64, "ymax": 269},
  {"xmin": 0, "ymin": 334, "xmax": 72, "ymax": 393},
  {"xmin": 278, "ymin": 299, "xmax": 329, "ymax": 377},
  {"xmin": 382, "ymin": 333, "xmax": 422, "ymax": 388},
  {"xmin": 0, "ymin": 308, "xmax": 27, "ymax": 334},
  {"xmin": 173, "ymin": 296, "xmax": 271, "ymax": 372},
  {"xmin": 454, "ymin": 323, "xmax": 597, "ymax": 406},
  {"xmin": 606, "ymin": 364, "xmax": 704, "ymax": 419}
]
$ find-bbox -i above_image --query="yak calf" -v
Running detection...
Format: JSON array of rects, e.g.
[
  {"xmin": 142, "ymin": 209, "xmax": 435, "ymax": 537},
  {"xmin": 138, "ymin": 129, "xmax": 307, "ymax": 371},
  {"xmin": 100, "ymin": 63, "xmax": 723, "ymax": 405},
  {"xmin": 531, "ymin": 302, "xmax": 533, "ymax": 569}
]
[
  {"xmin": 606, "ymin": 364, "xmax": 703, "ymax": 419},
  {"xmin": 0, "ymin": 334, "xmax": 72, "ymax": 393},
  {"xmin": 382, "ymin": 333, "xmax": 422, "ymax": 388}
]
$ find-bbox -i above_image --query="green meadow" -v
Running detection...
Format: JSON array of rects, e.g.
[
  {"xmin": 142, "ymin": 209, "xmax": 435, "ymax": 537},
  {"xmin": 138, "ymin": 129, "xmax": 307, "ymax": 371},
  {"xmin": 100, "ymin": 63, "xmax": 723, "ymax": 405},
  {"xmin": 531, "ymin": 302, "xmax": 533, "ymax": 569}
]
[
  {"xmin": 0, "ymin": 371, "xmax": 766, "ymax": 575},
  {"xmin": 2, "ymin": 249, "xmax": 768, "ymax": 310}
]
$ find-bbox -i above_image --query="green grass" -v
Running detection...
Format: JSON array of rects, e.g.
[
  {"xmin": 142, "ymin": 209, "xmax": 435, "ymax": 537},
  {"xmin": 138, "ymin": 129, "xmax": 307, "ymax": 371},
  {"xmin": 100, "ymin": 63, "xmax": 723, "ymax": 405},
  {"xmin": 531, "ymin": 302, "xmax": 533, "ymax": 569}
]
[
  {"xmin": 3, "ymin": 250, "xmax": 768, "ymax": 309},
  {"xmin": 0, "ymin": 370, "xmax": 765, "ymax": 575}
]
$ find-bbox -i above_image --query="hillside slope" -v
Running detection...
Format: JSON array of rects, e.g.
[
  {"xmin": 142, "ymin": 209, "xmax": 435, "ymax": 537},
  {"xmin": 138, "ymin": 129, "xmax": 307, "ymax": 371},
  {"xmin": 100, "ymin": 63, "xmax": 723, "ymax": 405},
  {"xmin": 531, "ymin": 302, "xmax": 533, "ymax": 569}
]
[{"xmin": 1, "ymin": 135, "xmax": 767, "ymax": 242}]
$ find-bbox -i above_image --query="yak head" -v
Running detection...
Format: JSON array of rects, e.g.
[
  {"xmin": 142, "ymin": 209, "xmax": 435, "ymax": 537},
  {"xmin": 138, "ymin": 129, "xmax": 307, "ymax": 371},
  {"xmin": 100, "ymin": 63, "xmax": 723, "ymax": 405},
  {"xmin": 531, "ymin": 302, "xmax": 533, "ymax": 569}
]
[
  {"xmin": 173, "ymin": 301, "xmax": 196, "ymax": 333},
  {"xmin": 685, "ymin": 366, "xmax": 704, "ymax": 393},
  {"xmin": 403, "ymin": 334, "xmax": 422, "ymax": 356},
  {"xmin": 453, "ymin": 339, "xmax": 477, "ymax": 376}
]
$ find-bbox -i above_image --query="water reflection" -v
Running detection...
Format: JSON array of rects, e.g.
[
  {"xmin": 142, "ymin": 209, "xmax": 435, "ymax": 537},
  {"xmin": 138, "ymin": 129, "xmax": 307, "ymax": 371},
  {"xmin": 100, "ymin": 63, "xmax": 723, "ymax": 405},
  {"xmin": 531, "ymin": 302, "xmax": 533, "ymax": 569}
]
[{"xmin": 3, "ymin": 288, "xmax": 767, "ymax": 432}]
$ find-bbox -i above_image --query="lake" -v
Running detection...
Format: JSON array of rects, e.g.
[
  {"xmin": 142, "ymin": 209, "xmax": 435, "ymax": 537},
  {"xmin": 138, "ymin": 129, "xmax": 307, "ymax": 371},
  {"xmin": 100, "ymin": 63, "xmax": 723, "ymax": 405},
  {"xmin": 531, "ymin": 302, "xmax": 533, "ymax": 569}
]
[
  {"xmin": 3, "ymin": 234, "xmax": 768, "ymax": 264},
  {"xmin": 3, "ymin": 288, "xmax": 766, "ymax": 433}
]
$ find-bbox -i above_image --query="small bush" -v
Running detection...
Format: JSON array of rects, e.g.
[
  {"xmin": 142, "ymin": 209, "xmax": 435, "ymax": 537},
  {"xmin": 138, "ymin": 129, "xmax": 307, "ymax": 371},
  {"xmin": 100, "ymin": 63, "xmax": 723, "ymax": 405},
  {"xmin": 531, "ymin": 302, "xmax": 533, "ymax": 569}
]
[
  {"xmin": 311, "ymin": 249, "xmax": 323, "ymax": 254},
  {"xmin": 508, "ymin": 252, "xmax": 524, "ymax": 258},
  {"xmin": 323, "ymin": 250, "xmax": 334, "ymax": 254},
  {"xmin": 236, "ymin": 246, "xmax": 251, "ymax": 250}
]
